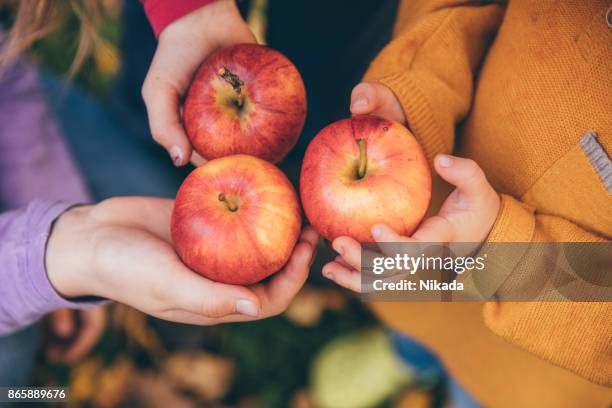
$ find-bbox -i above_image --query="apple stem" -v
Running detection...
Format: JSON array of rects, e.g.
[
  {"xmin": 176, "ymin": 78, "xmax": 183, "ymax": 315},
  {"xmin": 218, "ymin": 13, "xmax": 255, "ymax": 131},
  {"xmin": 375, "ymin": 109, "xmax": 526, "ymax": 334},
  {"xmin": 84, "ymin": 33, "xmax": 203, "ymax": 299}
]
[
  {"xmin": 218, "ymin": 193, "xmax": 238, "ymax": 212},
  {"xmin": 357, "ymin": 138, "xmax": 367, "ymax": 179},
  {"xmin": 218, "ymin": 67, "xmax": 245, "ymax": 109}
]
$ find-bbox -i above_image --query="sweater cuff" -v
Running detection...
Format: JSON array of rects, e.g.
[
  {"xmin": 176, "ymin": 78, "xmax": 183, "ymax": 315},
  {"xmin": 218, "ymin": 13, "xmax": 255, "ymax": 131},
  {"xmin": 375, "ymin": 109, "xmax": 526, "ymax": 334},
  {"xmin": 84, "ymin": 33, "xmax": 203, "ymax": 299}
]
[
  {"xmin": 486, "ymin": 194, "xmax": 535, "ymax": 243},
  {"xmin": 27, "ymin": 201, "xmax": 107, "ymax": 312},
  {"xmin": 0, "ymin": 201, "xmax": 107, "ymax": 335},
  {"xmin": 143, "ymin": 0, "xmax": 218, "ymax": 37},
  {"xmin": 465, "ymin": 195, "xmax": 536, "ymax": 299},
  {"xmin": 482, "ymin": 194, "xmax": 536, "ymax": 275},
  {"xmin": 369, "ymin": 71, "xmax": 450, "ymax": 165}
]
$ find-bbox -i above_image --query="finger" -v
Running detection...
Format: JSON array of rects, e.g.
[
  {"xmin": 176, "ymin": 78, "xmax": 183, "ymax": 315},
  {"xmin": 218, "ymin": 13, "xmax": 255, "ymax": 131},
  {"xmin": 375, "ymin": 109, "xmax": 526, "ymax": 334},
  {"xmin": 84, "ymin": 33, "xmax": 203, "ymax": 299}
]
[
  {"xmin": 434, "ymin": 155, "xmax": 493, "ymax": 200},
  {"xmin": 371, "ymin": 224, "xmax": 415, "ymax": 243},
  {"xmin": 168, "ymin": 267, "xmax": 262, "ymax": 318},
  {"xmin": 331, "ymin": 236, "xmax": 362, "ymax": 271},
  {"xmin": 334, "ymin": 255, "xmax": 351, "ymax": 268},
  {"xmin": 142, "ymin": 79, "xmax": 192, "ymax": 166},
  {"xmin": 254, "ymin": 239, "xmax": 315, "ymax": 317},
  {"xmin": 62, "ymin": 308, "xmax": 107, "ymax": 363},
  {"xmin": 322, "ymin": 262, "xmax": 361, "ymax": 293},
  {"xmin": 369, "ymin": 223, "xmax": 424, "ymax": 259},
  {"xmin": 156, "ymin": 228, "xmax": 318, "ymax": 325},
  {"xmin": 50, "ymin": 309, "xmax": 74, "ymax": 339},
  {"xmin": 190, "ymin": 151, "xmax": 208, "ymax": 167},
  {"xmin": 411, "ymin": 215, "xmax": 455, "ymax": 243},
  {"xmin": 350, "ymin": 82, "xmax": 406, "ymax": 124},
  {"xmin": 299, "ymin": 225, "xmax": 320, "ymax": 250}
]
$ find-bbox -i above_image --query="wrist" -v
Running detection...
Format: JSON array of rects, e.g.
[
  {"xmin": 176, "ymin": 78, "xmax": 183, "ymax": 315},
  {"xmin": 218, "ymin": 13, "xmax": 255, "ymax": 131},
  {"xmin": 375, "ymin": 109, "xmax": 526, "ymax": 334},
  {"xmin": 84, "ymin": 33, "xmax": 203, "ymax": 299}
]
[
  {"xmin": 146, "ymin": 0, "xmax": 224, "ymax": 38},
  {"xmin": 45, "ymin": 205, "xmax": 96, "ymax": 299},
  {"xmin": 159, "ymin": 0, "xmax": 238, "ymax": 42}
]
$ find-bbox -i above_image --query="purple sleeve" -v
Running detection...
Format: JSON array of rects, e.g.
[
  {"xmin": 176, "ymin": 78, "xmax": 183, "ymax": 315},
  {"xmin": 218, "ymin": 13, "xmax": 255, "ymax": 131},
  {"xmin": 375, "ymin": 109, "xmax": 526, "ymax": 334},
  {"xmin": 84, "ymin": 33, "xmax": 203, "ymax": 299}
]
[
  {"xmin": 0, "ymin": 200, "xmax": 104, "ymax": 336},
  {"xmin": 0, "ymin": 55, "xmax": 90, "ymax": 209},
  {"xmin": 0, "ymin": 43, "xmax": 107, "ymax": 335}
]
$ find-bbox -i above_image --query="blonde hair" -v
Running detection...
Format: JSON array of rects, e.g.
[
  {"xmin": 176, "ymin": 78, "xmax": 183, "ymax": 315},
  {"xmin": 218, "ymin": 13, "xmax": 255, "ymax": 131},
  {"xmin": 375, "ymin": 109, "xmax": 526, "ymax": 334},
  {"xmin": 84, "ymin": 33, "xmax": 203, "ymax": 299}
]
[{"xmin": 0, "ymin": 0, "xmax": 101, "ymax": 75}]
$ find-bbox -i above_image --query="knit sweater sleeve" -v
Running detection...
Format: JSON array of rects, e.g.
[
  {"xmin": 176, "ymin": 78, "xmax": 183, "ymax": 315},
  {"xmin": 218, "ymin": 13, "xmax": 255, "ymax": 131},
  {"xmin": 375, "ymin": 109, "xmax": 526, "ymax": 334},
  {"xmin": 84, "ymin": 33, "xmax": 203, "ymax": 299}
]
[
  {"xmin": 480, "ymin": 194, "xmax": 612, "ymax": 385},
  {"xmin": 363, "ymin": 0, "xmax": 504, "ymax": 165}
]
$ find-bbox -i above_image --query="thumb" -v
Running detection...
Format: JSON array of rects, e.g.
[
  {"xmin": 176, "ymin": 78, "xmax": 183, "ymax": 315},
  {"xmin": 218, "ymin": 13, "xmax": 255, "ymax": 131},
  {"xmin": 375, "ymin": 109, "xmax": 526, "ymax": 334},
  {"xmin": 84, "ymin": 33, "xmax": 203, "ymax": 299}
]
[
  {"xmin": 434, "ymin": 154, "xmax": 492, "ymax": 200},
  {"xmin": 171, "ymin": 270, "xmax": 262, "ymax": 318},
  {"xmin": 371, "ymin": 223, "xmax": 414, "ymax": 243},
  {"xmin": 350, "ymin": 82, "xmax": 406, "ymax": 124}
]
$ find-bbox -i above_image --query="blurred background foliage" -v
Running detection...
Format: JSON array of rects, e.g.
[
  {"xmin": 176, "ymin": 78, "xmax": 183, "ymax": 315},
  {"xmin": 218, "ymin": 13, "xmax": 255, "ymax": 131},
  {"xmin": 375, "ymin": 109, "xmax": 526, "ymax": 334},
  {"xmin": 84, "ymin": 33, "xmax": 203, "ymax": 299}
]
[{"xmin": 0, "ymin": 0, "xmax": 430, "ymax": 407}]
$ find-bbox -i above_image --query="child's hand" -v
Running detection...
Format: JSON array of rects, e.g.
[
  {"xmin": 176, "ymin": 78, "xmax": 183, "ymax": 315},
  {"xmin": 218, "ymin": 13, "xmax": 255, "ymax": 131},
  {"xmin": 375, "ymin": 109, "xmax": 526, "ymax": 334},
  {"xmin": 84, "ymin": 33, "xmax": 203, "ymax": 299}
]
[
  {"xmin": 46, "ymin": 307, "xmax": 107, "ymax": 364},
  {"xmin": 323, "ymin": 155, "xmax": 500, "ymax": 292},
  {"xmin": 46, "ymin": 197, "xmax": 318, "ymax": 325},
  {"xmin": 142, "ymin": 0, "xmax": 255, "ymax": 167},
  {"xmin": 350, "ymin": 82, "xmax": 407, "ymax": 125}
]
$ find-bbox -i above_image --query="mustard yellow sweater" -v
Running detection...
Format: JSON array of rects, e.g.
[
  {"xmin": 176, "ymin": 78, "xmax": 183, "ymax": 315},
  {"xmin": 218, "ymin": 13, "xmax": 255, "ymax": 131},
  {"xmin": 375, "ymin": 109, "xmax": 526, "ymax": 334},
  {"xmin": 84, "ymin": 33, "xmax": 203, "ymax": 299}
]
[{"xmin": 364, "ymin": 0, "xmax": 612, "ymax": 406}]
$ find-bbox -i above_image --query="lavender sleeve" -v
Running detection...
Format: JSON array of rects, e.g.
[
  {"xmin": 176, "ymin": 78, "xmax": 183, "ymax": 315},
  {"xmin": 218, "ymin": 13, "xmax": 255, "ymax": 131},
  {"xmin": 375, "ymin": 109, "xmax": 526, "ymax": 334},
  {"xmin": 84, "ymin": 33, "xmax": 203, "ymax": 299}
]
[
  {"xmin": 0, "ymin": 201, "xmax": 104, "ymax": 335},
  {"xmin": 0, "ymin": 50, "xmax": 107, "ymax": 335}
]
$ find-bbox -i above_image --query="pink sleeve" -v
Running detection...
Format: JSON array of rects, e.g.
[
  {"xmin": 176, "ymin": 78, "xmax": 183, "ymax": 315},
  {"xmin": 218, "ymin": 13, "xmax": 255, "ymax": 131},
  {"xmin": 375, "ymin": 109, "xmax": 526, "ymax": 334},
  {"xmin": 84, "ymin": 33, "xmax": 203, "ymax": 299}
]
[{"xmin": 141, "ymin": 0, "xmax": 219, "ymax": 37}]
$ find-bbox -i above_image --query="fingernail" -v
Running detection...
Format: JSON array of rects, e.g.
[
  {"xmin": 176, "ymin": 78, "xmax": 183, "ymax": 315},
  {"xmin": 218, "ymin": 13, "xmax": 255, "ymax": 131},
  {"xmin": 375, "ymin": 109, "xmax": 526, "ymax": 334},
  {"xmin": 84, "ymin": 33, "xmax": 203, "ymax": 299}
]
[
  {"xmin": 372, "ymin": 225, "xmax": 382, "ymax": 238},
  {"xmin": 437, "ymin": 154, "xmax": 453, "ymax": 168},
  {"xmin": 352, "ymin": 96, "xmax": 368, "ymax": 109},
  {"xmin": 322, "ymin": 268, "xmax": 334, "ymax": 281},
  {"xmin": 332, "ymin": 242, "xmax": 344, "ymax": 255},
  {"xmin": 170, "ymin": 145, "xmax": 183, "ymax": 166},
  {"xmin": 236, "ymin": 299, "xmax": 259, "ymax": 317}
]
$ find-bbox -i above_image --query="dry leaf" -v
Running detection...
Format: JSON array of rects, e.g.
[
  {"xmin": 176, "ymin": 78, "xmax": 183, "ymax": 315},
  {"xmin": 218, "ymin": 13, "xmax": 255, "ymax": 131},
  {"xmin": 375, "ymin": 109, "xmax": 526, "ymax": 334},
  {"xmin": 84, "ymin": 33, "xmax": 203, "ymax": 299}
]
[
  {"xmin": 92, "ymin": 357, "xmax": 135, "ymax": 408},
  {"xmin": 291, "ymin": 389, "xmax": 316, "ymax": 408},
  {"xmin": 394, "ymin": 389, "xmax": 431, "ymax": 408},
  {"xmin": 238, "ymin": 396, "xmax": 263, "ymax": 408},
  {"xmin": 68, "ymin": 357, "xmax": 103, "ymax": 407},
  {"xmin": 163, "ymin": 351, "xmax": 235, "ymax": 402},
  {"xmin": 94, "ymin": 38, "xmax": 120, "ymax": 76},
  {"xmin": 127, "ymin": 371, "xmax": 197, "ymax": 408},
  {"xmin": 285, "ymin": 286, "xmax": 327, "ymax": 327},
  {"xmin": 113, "ymin": 305, "xmax": 164, "ymax": 358},
  {"xmin": 322, "ymin": 289, "xmax": 348, "ymax": 311}
]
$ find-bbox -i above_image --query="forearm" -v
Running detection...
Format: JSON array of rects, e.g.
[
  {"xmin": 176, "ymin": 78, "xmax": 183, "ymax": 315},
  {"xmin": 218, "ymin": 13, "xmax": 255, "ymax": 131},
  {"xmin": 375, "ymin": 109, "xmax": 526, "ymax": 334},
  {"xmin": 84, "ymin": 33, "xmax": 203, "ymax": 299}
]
[
  {"xmin": 480, "ymin": 195, "xmax": 611, "ymax": 385},
  {"xmin": 0, "ymin": 201, "xmax": 103, "ymax": 336},
  {"xmin": 364, "ymin": 1, "xmax": 504, "ymax": 163}
]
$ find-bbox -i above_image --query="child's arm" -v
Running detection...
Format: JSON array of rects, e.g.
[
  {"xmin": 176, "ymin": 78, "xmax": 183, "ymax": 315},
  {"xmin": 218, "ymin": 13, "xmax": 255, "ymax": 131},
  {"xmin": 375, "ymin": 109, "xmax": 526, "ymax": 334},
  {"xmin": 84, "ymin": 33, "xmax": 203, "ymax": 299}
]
[
  {"xmin": 0, "ymin": 197, "xmax": 318, "ymax": 335},
  {"xmin": 332, "ymin": 85, "xmax": 612, "ymax": 384},
  {"xmin": 0, "ymin": 201, "xmax": 107, "ymax": 335},
  {"xmin": 361, "ymin": 0, "xmax": 505, "ymax": 164},
  {"xmin": 141, "ymin": 0, "xmax": 255, "ymax": 166}
]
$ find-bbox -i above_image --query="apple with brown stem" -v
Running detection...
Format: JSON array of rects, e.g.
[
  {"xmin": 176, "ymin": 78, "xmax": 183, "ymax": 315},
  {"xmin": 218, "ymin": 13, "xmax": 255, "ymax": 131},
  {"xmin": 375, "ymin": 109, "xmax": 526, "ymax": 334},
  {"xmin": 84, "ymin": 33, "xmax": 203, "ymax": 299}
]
[
  {"xmin": 183, "ymin": 44, "xmax": 307, "ymax": 163},
  {"xmin": 300, "ymin": 115, "xmax": 431, "ymax": 243},
  {"xmin": 172, "ymin": 155, "xmax": 302, "ymax": 285}
]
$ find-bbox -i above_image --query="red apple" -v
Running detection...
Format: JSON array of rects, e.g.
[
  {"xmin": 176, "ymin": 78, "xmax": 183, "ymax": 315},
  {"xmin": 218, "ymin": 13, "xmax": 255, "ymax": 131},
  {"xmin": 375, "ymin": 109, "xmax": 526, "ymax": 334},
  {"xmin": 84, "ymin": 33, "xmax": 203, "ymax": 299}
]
[
  {"xmin": 300, "ymin": 115, "xmax": 431, "ymax": 243},
  {"xmin": 172, "ymin": 155, "xmax": 302, "ymax": 285},
  {"xmin": 183, "ymin": 44, "xmax": 307, "ymax": 163}
]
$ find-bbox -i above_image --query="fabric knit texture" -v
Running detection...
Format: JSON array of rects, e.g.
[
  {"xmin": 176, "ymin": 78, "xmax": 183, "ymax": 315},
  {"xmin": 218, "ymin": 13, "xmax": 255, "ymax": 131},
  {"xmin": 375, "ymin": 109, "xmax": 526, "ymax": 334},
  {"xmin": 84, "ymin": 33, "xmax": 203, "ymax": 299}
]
[
  {"xmin": 140, "ymin": 0, "xmax": 216, "ymax": 36},
  {"xmin": 364, "ymin": 0, "xmax": 612, "ymax": 406}
]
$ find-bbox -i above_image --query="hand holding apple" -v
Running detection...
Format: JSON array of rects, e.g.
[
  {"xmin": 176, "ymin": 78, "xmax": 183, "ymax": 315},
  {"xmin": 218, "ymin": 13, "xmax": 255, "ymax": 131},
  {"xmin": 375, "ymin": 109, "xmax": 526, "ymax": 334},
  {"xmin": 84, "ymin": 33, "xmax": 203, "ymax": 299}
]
[
  {"xmin": 324, "ymin": 154, "xmax": 500, "ymax": 292},
  {"xmin": 45, "ymin": 197, "xmax": 319, "ymax": 324},
  {"xmin": 142, "ymin": 0, "xmax": 256, "ymax": 166},
  {"xmin": 172, "ymin": 155, "xmax": 303, "ymax": 285},
  {"xmin": 183, "ymin": 44, "xmax": 307, "ymax": 163},
  {"xmin": 350, "ymin": 82, "xmax": 407, "ymax": 125},
  {"xmin": 300, "ymin": 115, "xmax": 431, "ymax": 243}
]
